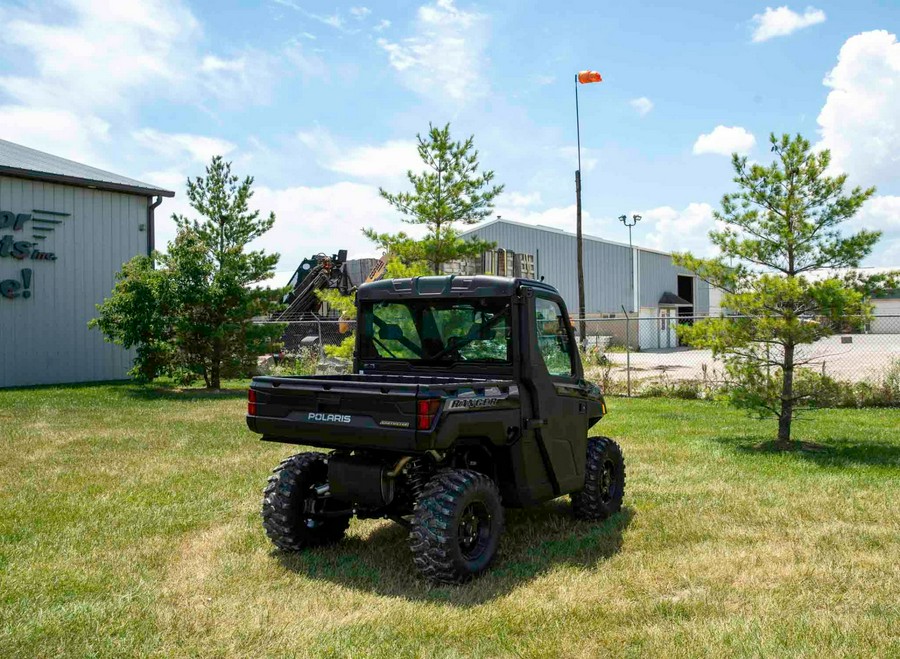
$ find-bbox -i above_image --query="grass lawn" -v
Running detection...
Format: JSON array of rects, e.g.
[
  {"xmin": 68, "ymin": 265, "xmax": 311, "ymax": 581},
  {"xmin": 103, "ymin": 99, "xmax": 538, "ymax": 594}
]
[{"xmin": 1, "ymin": 382, "xmax": 899, "ymax": 658}]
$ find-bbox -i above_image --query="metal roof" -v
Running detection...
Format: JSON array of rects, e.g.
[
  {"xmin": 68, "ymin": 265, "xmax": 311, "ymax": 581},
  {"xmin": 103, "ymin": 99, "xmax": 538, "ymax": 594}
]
[
  {"xmin": 462, "ymin": 217, "xmax": 675, "ymax": 257},
  {"xmin": 658, "ymin": 291, "xmax": 693, "ymax": 307},
  {"xmin": 0, "ymin": 139, "xmax": 175, "ymax": 198}
]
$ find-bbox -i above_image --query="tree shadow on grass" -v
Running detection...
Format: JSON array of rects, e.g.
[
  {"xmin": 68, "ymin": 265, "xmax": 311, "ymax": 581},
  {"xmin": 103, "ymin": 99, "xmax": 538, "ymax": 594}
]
[
  {"xmin": 713, "ymin": 434, "xmax": 900, "ymax": 468},
  {"xmin": 123, "ymin": 385, "xmax": 249, "ymax": 402},
  {"xmin": 275, "ymin": 503, "xmax": 634, "ymax": 606}
]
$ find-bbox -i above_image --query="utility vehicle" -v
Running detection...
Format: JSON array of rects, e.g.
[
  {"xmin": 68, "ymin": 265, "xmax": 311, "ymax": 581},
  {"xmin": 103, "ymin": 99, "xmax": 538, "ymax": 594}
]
[{"xmin": 247, "ymin": 275, "xmax": 625, "ymax": 584}]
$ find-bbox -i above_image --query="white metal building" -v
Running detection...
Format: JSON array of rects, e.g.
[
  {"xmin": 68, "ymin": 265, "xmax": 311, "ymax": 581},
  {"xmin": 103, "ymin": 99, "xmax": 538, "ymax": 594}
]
[
  {"xmin": 0, "ymin": 140, "xmax": 174, "ymax": 388},
  {"xmin": 461, "ymin": 219, "xmax": 709, "ymax": 349}
]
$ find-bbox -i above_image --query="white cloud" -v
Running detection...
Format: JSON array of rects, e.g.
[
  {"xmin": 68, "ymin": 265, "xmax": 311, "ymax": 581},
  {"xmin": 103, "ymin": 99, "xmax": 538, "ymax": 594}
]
[
  {"xmin": 253, "ymin": 182, "xmax": 416, "ymax": 268},
  {"xmin": 295, "ymin": 128, "xmax": 420, "ymax": 183},
  {"xmin": 0, "ymin": 0, "xmax": 198, "ymax": 113},
  {"xmin": 630, "ymin": 97, "xmax": 654, "ymax": 116},
  {"xmin": 330, "ymin": 141, "xmax": 421, "ymax": 180},
  {"xmin": 132, "ymin": 129, "xmax": 236, "ymax": 164},
  {"xmin": 283, "ymin": 40, "xmax": 328, "ymax": 78},
  {"xmin": 751, "ymin": 6, "xmax": 826, "ymax": 43},
  {"xmin": 0, "ymin": 0, "xmax": 276, "ymax": 166},
  {"xmin": 849, "ymin": 196, "xmax": 900, "ymax": 266},
  {"xmin": 147, "ymin": 174, "xmax": 410, "ymax": 267},
  {"xmin": 638, "ymin": 203, "xmax": 717, "ymax": 255},
  {"xmin": 272, "ymin": 0, "xmax": 346, "ymax": 30},
  {"xmin": 817, "ymin": 30, "xmax": 900, "ymax": 188},
  {"xmin": 501, "ymin": 191, "xmax": 542, "ymax": 208},
  {"xmin": 693, "ymin": 126, "xmax": 756, "ymax": 156},
  {"xmin": 847, "ymin": 195, "xmax": 900, "ymax": 236},
  {"xmin": 377, "ymin": 0, "xmax": 489, "ymax": 104},
  {"xmin": 350, "ymin": 6, "xmax": 371, "ymax": 19},
  {"xmin": 557, "ymin": 146, "xmax": 598, "ymax": 172},
  {"xmin": 0, "ymin": 106, "xmax": 110, "ymax": 165},
  {"xmin": 374, "ymin": 19, "xmax": 391, "ymax": 32},
  {"xmin": 198, "ymin": 51, "xmax": 276, "ymax": 104}
]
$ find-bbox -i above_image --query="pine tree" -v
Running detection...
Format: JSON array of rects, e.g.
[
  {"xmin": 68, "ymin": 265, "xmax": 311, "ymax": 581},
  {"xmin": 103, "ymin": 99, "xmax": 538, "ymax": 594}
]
[
  {"xmin": 93, "ymin": 157, "xmax": 283, "ymax": 388},
  {"xmin": 364, "ymin": 123, "xmax": 503, "ymax": 275},
  {"xmin": 675, "ymin": 134, "xmax": 880, "ymax": 448}
]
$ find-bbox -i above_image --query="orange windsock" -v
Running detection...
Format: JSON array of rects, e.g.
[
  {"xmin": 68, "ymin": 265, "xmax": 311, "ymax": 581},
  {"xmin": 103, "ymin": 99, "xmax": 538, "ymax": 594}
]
[{"xmin": 577, "ymin": 70, "xmax": 603, "ymax": 84}]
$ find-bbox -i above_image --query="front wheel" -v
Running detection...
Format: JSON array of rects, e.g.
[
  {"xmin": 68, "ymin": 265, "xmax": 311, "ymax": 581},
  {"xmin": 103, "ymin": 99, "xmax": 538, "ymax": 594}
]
[
  {"xmin": 572, "ymin": 436, "xmax": 626, "ymax": 521},
  {"xmin": 409, "ymin": 469, "xmax": 504, "ymax": 584},
  {"xmin": 262, "ymin": 452, "xmax": 350, "ymax": 551}
]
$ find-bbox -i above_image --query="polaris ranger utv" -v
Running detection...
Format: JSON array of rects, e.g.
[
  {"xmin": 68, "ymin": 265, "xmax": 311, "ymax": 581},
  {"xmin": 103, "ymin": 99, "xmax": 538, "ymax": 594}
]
[{"xmin": 247, "ymin": 275, "xmax": 625, "ymax": 584}]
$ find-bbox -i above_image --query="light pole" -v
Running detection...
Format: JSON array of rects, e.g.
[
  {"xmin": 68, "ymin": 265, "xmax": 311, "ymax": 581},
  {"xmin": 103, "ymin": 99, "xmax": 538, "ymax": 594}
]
[
  {"xmin": 619, "ymin": 213, "xmax": 641, "ymax": 395},
  {"xmin": 619, "ymin": 214, "xmax": 641, "ymax": 313},
  {"xmin": 574, "ymin": 70, "xmax": 602, "ymax": 346},
  {"xmin": 618, "ymin": 213, "xmax": 641, "ymax": 251}
]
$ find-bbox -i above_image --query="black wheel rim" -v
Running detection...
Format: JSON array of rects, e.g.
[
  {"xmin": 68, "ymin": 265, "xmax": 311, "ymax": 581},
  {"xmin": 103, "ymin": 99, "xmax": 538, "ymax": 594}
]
[
  {"xmin": 599, "ymin": 459, "xmax": 616, "ymax": 504},
  {"xmin": 301, "ymin": 481, "xmax": 327, "ymax": 529},
  {"xmin": 457, "ymin": 501, "xmax": 492, "ymax": 560}
]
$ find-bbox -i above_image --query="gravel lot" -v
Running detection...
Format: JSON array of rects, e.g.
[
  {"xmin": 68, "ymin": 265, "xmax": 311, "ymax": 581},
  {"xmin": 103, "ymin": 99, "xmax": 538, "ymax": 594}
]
[{"xmin": 604, "ymin": 334, "xmax": 900, "ymax": 383}]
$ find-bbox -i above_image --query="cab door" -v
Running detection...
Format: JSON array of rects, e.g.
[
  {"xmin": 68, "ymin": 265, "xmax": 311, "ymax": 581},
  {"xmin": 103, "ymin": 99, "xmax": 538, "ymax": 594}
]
[{"xmin": 528, "ymin": 295, "xmax": 588, "ymax": 493}]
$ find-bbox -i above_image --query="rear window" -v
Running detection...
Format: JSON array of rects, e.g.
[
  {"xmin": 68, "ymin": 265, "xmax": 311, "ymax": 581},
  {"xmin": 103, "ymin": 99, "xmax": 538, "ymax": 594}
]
[{"xmin": 360, "ymin": 298, "xmax": 511, "ymax": 364}]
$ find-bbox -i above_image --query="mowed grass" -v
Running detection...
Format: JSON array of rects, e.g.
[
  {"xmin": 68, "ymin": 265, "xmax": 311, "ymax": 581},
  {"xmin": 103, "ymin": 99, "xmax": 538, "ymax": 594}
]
[{"xmin": 1, "ymin": 383, "xmax": 899, "ymax": 658}]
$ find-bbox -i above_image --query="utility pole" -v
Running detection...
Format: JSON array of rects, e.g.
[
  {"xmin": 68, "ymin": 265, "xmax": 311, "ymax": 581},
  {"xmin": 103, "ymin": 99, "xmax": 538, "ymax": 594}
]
[
  {"xmin": 573, "ymin": 71, "xmax": 601, "ymax": 347},
  {"xmin": 575, "ymin": 75, "xmax": 586, "ymax": 347}
]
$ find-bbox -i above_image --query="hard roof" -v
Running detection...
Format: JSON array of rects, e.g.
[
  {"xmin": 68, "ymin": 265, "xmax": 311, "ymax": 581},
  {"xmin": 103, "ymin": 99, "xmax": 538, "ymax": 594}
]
[
  {"xmin": 357, "ymin": 275, "xmax": 560, "ymax": 300},
  {"xmin": 0, "ymin": 139, "xmax": 175, "ymax": 198}
]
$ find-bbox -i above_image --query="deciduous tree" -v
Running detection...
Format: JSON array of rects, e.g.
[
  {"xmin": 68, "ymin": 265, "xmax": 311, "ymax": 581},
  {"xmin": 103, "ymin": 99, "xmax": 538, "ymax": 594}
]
[{"xmin": 93, "ymin": 157, "xmax": 283, "ymax": 388}]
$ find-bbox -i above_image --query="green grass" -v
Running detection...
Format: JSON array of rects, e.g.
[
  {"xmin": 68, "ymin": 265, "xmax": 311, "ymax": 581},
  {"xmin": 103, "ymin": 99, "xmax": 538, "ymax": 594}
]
[{"xmin": 1, "ymin": 382, "xmax": 898, "ymax": 658}]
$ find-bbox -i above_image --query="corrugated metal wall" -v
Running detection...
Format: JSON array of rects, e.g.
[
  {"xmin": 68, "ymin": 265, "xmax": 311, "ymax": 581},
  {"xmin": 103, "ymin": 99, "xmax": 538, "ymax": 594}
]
[
  {"xmin": 0, "ymin": 176, "xmax": 149, "ymax": 387},
  {"xmin": 638, "ymin": 250, "xmax": 710, "ymax": 311},
  {"xmin": 465, "ymin": 221, "xmax": 710, "ymax": 316}
]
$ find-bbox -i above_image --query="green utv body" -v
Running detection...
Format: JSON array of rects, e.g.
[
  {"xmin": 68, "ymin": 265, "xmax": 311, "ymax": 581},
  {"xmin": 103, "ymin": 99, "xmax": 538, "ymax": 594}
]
[{"xmin": 247, "ymin": 275, "xmax": 625, "ymax": 583}]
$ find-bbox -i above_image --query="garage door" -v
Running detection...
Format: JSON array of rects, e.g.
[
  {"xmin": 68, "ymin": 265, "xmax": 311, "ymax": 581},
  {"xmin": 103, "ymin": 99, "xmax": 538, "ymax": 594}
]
[{"xmin": 871, "ymin": 299, "xmax": 900, "ymax": 334}]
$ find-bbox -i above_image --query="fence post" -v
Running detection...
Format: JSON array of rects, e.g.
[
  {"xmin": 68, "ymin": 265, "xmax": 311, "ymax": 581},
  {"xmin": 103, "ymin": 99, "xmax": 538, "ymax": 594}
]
[
  {"xmin": 622, "ymin": 306, "xmax": 632, "ymax": 397},
  {"xmin": 315, "ymin": 314, "xmax": 324, "ymax": 361}
]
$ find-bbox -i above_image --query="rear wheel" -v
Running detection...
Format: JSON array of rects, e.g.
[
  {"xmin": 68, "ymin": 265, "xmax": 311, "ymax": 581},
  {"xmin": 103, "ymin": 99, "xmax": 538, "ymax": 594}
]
[
  {"xmin": 572, "ymin": 436, "xmax": 625, "ymax": 521},
  {"xmin": 409, "ymin": 469, "xmax": 504, "ymax": 584},
  {"xmin": 262, "ymin": 452, "xmax": 350, "ymax": 551}
]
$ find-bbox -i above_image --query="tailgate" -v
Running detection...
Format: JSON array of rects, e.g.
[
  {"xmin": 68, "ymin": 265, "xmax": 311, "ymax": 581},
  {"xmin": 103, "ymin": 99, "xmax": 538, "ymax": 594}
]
[{"xmin": 247, "ymin": 376, "xmax": 419, "ymax": 451}]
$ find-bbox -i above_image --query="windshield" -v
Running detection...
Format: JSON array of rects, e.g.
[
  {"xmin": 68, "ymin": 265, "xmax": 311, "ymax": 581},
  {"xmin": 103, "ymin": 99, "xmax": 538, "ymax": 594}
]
[{"xmin": 360, "ymin": 298, "xmax": 511, "ymax": 363}]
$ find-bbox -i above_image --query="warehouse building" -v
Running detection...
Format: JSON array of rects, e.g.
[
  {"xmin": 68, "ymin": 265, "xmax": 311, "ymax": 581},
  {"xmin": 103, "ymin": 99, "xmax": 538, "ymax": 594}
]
[
  {"xmin": 0, "ymin": 139, "xmax": 174, "ymax": 388},
  {"xmin": 461, "ymin": 218, "xmax": 710, "ymax": 349}
]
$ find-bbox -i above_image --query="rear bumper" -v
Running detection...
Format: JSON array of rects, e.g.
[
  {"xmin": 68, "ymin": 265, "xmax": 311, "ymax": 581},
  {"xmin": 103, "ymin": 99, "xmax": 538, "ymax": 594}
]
[{"xmin": 247, "ymin": 414, "xmax": 422, "ymax": 453}]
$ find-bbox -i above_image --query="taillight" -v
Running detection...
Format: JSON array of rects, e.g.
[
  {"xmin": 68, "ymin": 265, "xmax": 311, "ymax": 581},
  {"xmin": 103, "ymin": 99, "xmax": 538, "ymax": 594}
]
[
  {"xmin": 248, "ymin": 389, "xmax": 257, "ymax": 416},
  {"xmin": 416, "ymin": 398, "xmax": 441, "ymax": 430}
]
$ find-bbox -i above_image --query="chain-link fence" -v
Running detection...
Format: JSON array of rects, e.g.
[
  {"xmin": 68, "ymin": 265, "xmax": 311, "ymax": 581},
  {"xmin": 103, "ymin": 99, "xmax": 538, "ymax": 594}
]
[
  {"xmin": 255, "ymin": 314, "xmax": 900, "ymax": 401},
  {"xmin": 575, "ymin": 314, "xmax": 900, "ymax": 397},
  {"xmin": 254, "ymin": 316, "xmax": 356, "ymax": 358}
]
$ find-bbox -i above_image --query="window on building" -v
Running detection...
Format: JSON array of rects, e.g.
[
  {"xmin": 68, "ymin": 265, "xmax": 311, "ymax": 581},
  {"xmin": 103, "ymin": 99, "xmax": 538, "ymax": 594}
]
[{"xmin": 534, "ymin": 297, "xmax": 574, "ymax": 377}]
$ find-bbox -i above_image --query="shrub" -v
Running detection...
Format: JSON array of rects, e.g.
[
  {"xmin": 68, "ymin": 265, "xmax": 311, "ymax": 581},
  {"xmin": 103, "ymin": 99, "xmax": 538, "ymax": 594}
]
[{"xmin": 269, "ymin": 349, "xmax": 319, "ymax": 377}]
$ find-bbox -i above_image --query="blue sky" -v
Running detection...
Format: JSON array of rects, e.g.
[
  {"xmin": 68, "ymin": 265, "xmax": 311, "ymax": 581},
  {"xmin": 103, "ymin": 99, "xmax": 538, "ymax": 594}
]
[{"xmin": 0, "ymin": 0, "xmax": 898, "ymax": 282}]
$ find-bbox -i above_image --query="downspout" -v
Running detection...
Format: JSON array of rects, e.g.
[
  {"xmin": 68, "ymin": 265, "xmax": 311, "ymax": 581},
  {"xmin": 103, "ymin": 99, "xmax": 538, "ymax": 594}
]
[{"xmin": 147, "ymin": 195, "xmax": 163, "ymax": 257}]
